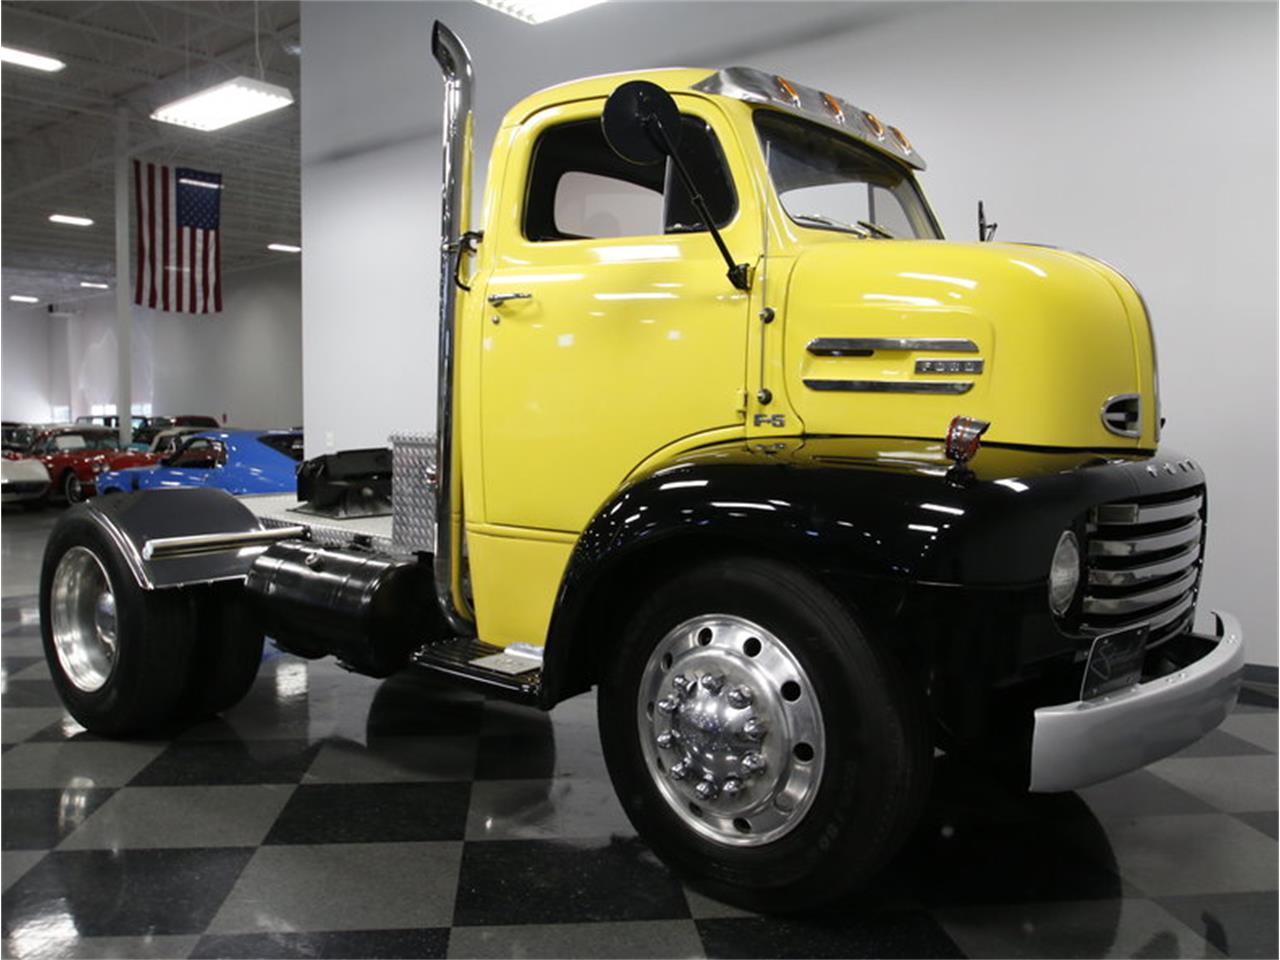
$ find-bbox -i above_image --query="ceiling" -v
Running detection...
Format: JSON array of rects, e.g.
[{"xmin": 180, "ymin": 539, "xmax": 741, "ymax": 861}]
[{"xmin": 1, "ymin": 0, "xmax": 300, "ymax": 305}]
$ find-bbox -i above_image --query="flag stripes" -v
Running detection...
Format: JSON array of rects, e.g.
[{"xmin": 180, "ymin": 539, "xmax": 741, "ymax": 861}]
[{"xmin": 133, "ymin": 160, "xmax": 223, "ymax": 313}]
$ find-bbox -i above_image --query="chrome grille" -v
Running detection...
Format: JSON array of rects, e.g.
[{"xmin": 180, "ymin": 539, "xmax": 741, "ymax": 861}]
[{"xmin": 1082, "ymin": 488, "xmax": 1204, "ymax": 648}]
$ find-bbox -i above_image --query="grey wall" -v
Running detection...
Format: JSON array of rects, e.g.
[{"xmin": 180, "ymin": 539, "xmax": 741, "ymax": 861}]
[
  {"xmin": 300, "ymin": 1, "xmax": 1276, "ymax": 663},
  {"xmin": 3, "ymin": 261, "xmax": 302, "ymax": 429}
]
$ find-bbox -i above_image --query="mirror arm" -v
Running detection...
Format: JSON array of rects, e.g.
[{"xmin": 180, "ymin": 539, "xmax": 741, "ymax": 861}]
[{"xmin": 646, "ymin": 117, "xmax": 751, "ymax": 291}]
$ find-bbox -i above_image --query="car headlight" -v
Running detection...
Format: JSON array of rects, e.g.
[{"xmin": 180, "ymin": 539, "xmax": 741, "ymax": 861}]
[{"xmin": 1048, "ymin": 530, "xmax": 1081, "ymax": 617}]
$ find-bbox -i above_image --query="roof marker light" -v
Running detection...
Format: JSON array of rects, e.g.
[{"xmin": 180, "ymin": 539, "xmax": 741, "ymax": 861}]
[
  {"xmin": 863, "ymin": 111, "xmax": 885, "ymax": 139},
  {"xmin": 888, "ymin": 125, "xmax": 913, "ymax": 153},
  {"xmin": 820, "ymin": 92, "xmax": 845, "ymax": 124},
  {"xmin": 774, "ymin": 76, "xmax": 801, "ymax": 107}
]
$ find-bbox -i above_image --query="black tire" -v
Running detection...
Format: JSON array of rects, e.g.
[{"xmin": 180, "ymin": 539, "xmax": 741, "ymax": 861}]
[
  {"xmin": 62, "ymin": 470, "xmax": 85, "ymax": 504},
  {"xmin": 180, "ymin": 581, "xmax": 265, "ymax": 719},
  {"xmin": 40, "ymin": 507, "xmax": 197, "ymax": 736},
  {"xmin": 598, "ymin": 556, "xmax": 931, "ymax": 913}
]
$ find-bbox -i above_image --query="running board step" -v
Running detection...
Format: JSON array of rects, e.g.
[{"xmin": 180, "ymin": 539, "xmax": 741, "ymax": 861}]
[{"xmin": 411, "ymin": 637, "xmax": 542, "ymax": 703}]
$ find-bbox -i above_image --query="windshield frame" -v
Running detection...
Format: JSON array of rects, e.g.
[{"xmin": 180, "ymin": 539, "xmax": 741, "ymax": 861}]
[{"xmin": 753, "ymin": 108, "xmax": 943, "ymax": 241}]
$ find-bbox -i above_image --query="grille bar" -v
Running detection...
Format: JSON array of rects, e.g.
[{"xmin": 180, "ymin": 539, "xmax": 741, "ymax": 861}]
[
  {"xmin": 1081, "ymin": 591, "xmax": 1196, "ymax": 638},
  {"xmin": 1083, "ymin": 566, "xmax": 1200, "ymax": 616},
  {"xmin": 1092, "ymin": 493, "xmax": 1202, "ymax": 526},
  {"xmin": 1089, "ymin": 516, "xmax": 1201, "ymax": 557},
  {"xmin": 1088, "ymin": 542, "xmax": 1201, "ymax": 586}
]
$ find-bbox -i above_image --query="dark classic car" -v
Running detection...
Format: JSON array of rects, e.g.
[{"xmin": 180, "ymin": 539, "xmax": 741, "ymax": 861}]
[{"xmin": 8, "ymin": 427, "xmax": 159, "ymax": 503}]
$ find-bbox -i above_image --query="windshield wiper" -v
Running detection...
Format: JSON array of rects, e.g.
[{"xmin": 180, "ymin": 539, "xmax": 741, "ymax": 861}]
[
  {"xmin": 857, "ymin": 220, "xmax": 897, "ymax": 239},
  {"xmin": 791, "ymin": 213, "xmax": 870, "ymax": 238}
]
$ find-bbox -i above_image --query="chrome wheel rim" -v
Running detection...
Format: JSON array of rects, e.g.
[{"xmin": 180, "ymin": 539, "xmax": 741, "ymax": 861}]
[
  {"xmin": 64, "ymin": 473, "xmax": 82, "ymax": 503},
  {"xmin": 637, "ymin": 614, "xmax": 826, "ymax": 847},
  {"xmin": 49, "ymin": 546, "xmax": 118, "ymax": 692}
]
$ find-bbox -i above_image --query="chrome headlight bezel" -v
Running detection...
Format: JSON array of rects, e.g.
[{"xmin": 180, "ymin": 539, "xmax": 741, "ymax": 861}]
[{"xmin": 1048, "ymin": 529, "xmax": 1081, "ymax": 617}]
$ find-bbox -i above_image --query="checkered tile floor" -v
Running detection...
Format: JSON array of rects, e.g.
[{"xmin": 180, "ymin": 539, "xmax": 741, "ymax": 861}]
[{"xmin": 2, "ymin": 510, "xmax": 1277, "ymax": 958}]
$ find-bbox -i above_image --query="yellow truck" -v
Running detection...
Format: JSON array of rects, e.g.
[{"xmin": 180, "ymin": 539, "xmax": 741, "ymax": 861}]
[{"xmin": 39, "ymin": 23, "xmax": 1243, "ymax": 910}]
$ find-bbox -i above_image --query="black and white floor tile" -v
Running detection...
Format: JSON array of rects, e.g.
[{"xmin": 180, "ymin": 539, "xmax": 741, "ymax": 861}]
[{"xmin": 2, "ymin": 509, "xmax": 1276, "ymax": 958}]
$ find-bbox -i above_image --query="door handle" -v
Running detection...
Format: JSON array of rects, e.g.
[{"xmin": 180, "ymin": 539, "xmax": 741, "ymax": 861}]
[{"xmin": 487, "ymin": 292, "xmax": 533, "ymax": 305}]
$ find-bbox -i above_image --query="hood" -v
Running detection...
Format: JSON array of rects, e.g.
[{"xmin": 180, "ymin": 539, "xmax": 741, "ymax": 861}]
[{"xmin": 780, "ymin": 241, "xmax": 1158, "ymax": 449}]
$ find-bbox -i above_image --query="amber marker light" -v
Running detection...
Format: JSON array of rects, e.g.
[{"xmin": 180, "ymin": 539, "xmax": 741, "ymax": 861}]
[
  {"xmin": 774, "ymin": 75, "xmax": 801, "ymax": 106},
  {"xmin": 889, "ymin": 125, "xmax": 913, "ymax": 153},
  {"xmin": 863, "ymin": 111, "xmax": 885, "ymax": 138},
  {"xmin": 820, "ymin": 92, "xmax": 845, "ymax": 124}
]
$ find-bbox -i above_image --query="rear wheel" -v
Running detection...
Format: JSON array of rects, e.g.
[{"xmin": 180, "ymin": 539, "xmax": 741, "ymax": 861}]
[
  {"xmin": 598, "ymin": 557, "xmax": 930, "ymax": 912},
  {"xmin": 41, "ymin": 509, "xmax": 196, "ymax": 735}
]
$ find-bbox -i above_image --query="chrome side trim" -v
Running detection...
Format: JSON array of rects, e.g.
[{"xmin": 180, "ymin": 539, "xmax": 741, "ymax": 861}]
[
  {"xmin": 691, "ymin": 66, "xmax": 926, "ymax": 170},
  {"xmin": 1082, "ymin": 566, "xmax": 1200, "ymax": 616},
  {"xmin": 431, "ymin": 21, "xmax": 476, "ymax": 636},
  {"xmin": 807, "ymin": 337, "xmax": 978, "ymax": 356},
  {"xmin": 803, "ymin": 378, "xmax": 973, "ymax": 395},
  {"xmin": 1029, "ymin": 610, "xmax": 1243, "ymax": 792},
  {"xmin": 1093, "ymin": 493, "xmax": 1203, "ymax": 526},
  {"xmin": 141, "ymin": 527, "xmax": 308, "ymax": 561},
  {"xmin": 1089, "ymin": 517, "xmax": 1202, "ymax": 557},
  {"xmin": 1101, "ymin": 392, "xmax": 1142, "ymax": 439},
  {"xmin": 1087, "ymin": 542, "xmax": 1201, "ymax": 586}
]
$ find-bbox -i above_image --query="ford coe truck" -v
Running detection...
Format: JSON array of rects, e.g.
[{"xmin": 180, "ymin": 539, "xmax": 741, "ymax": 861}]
[{"xmin": 38, "ymin": 23, "xmax": 1243, "ymax": 911}]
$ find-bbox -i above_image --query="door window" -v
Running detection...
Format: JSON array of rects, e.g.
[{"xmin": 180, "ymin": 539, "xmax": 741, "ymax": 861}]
[
  {"xmin": 169, "ymin": 438, "xmax": 226, "ymax": 468},
  {"xmin": 524, "ymin": 115, "xmax": 737, "ymax": 241}
]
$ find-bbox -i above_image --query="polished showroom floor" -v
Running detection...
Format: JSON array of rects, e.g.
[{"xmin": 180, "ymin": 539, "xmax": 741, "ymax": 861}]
[{"xmin": 2, "ymin": 507, "xmax": 1277, "ymax": 959}]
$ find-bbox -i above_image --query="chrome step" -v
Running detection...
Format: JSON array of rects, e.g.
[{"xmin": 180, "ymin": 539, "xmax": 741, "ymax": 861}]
[{"xmin": 411, "ymin": 637, "xmax": 542, "ymax": 703}]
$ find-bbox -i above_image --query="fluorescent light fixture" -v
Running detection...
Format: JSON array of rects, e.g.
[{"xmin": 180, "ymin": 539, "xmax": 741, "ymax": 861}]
[
  {"xmin": 151, "ymin": 76, "xmax": 294, "ymax": 132},
  {"xmin": 49, "ymin": 214, "xmax": 94, "ymax": 227},
  {"xmin": 267, "ymin": 243, "xmax": 301, "ymax": 253},
  {"xmin": 80, "ymin": 281, "xmax": 110, "ymax": 289},
  {"xmin": 472, "ymin": 0, "xmax": 608, "ymax": 25},
  {"xmin": 178, "ymin": 177, "xmax": 222, "ymax": 190},
  {"xmin": 0, "ymin": 45, "xmax": 65, "ymax": 72},
  {"xmin": 9, "ymin": 295, "xmax": 39, "ymax": 303}
]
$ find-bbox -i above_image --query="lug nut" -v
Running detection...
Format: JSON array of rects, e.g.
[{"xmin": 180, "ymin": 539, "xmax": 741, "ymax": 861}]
[
  {"xmin": 695, "ymin": 778, "xmax": 720, "ymax": 801},
  {"xmin": 669, "ymin": 760, "xmax": 691, "ymax": 780},
  {"xmin": 742, "ymin": 717, "xmax": 768, "ymax": 741},
  {"xmin": 657, "ymin": 696, "xmax": 679, "ymax": 715},
  {"xmin": 722, "ymin": 777, "xmax": 744, "ymax": 797},
  {"xmin": 656, "ymin": 731, "xmax": 676, "ymax": 750},
  {"xmin": 727, "ymin": 686, "xmax": 754, "ymax": 709},
  {"xmin": 672, "ymin": 674, "xmax": 695, "ymax": 697},
  {"xmin": 741, "ymin": 751, "xmax": 767, "ymax": 776},
  {"xmin": 700, "ymin": 673, "xmax": 725, "ymax": 694}
]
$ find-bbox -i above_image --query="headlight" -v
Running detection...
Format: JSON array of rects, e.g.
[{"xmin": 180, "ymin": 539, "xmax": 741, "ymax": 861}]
[
  {"xmin": 92, "ymin": 463, "xmax": 108, "ymax": 473},
  {"xmin": 1048, "ymin": 530, "xmax": 1081, "ymax": 617}
]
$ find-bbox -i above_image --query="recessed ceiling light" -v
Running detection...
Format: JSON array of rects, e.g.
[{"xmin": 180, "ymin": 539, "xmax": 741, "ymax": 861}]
[
  {"xmin": 267, "ymin": 243, "xmax": 301, "ymax": 253},
  {"xmin": 151, "ymin": 76, "xmax": 294, "ymax": 132},
  {"xmin": 472, "ymin": 0, "xmax": 609, "ymax": 25},
  {"xmin": 80, "ymin": 281, "xmax": 110, "ymax": 289},
  {"xmin": 49, "ymin": 214, "xmax": 94, "ymax": 227},
  {"xmin": 9, "ymin": 295, "xmax": 39, "ymax": 303},
  {"xmin": 0, "ymin": 45, "xmax": 65, "ymax": 72}
]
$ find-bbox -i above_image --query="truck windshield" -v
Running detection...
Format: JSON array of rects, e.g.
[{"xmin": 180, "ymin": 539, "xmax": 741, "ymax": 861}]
[{"xmin": 754, "ymin": 110, "xmax": 941, "ymax": 240}]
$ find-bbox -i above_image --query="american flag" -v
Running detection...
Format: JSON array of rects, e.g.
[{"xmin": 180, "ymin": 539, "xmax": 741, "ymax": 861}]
[{"xmin": 133, "ymin": 161, "xmax": 223, "ymax": 313}]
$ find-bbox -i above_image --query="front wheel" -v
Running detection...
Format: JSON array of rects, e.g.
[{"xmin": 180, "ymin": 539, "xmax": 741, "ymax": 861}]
[
  {"xmin": 598, "ymin": 557, "xmax": 931, "ymax": 912},
  {"xmin": 62, "ymin": 470, "xmax": 85, "ymax": 504}
]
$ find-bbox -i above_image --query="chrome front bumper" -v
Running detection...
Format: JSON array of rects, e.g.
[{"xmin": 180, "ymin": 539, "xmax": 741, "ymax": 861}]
[{"xmin": 1028, "ymin": 610, "xmax": 1244, "ymax": 793}]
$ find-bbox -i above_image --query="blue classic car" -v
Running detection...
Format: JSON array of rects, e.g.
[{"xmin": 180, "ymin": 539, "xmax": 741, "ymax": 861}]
[{"xmin": 96, "ymin": 430, "xmax": 304, "ymax": 496}]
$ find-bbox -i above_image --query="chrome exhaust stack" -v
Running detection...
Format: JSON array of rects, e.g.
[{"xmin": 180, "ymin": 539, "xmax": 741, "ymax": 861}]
[{"xmin": 430, "ymin": 21, "xmax": 475, "ymax": 635}]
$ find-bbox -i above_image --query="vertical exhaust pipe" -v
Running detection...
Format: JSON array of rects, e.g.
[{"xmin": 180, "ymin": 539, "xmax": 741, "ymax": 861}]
[{"xmin": 430, "ymin": 21, "xmax": 475, "ymax": 635}]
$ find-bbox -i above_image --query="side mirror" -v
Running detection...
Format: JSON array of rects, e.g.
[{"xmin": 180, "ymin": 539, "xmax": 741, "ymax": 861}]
[{"xmin": 601, "ymin": 80, "xmax": 682, "ymax": 166}]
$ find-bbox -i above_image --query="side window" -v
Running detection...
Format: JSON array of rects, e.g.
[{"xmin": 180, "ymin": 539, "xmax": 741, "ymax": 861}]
[{"xmin": 524, "ymin": 114, "xmax": 737, "ymax": 242}]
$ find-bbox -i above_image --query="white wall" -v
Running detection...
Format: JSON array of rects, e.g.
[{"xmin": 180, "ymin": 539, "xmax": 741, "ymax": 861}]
[
  {"xmin": 300, "ymin": 1, "xmax": 1276, "ymax": 664},
  {"xmin": 1, "ymin": 303, "xmax": 54, "ymax": 422},
  {"xmin": 750, "ymin": 1, "xmax": 1278, "ymax": 664},
  {"xmin": 4, "ymin": 261, "xmax": 302, "ymax": 430}
]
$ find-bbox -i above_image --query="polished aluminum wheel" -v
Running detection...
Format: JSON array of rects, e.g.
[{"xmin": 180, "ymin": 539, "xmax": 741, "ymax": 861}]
[
  {"xmin": 637, "ymin": 614, "xmax": 826, "ymax": 846},
  {"xmin": 49, "ymin": 546, "xmax": 118, "ymax": 692}
]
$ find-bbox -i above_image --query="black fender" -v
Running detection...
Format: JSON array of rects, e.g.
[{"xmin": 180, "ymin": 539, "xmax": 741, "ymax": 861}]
[
  {"xmin": 68, "ymin": 487, "xmax": 271, "ymax": 590},
  {"xmin": 539, "ymin": 436, "xmax": 1202, "ymax": 706}
]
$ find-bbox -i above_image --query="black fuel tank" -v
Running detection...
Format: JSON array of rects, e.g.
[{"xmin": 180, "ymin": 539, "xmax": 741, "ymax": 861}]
[{"xmin": 245, "ymin": 540, "xmax": 447, "ymax": 677}]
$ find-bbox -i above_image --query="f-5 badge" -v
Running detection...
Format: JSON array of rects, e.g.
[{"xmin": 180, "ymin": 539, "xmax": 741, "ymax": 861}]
[
  {"xmin": 753, "ymin": 413, "xmax": 786, "ymax": 428},
  {"xmin": 915, "ymin": 358, "xmax": 984, "ymax": 375}
]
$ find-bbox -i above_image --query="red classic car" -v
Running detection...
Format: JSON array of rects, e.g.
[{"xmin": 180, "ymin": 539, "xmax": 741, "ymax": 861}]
[{"xmin": 6, "ymin": 426, "xmax": 159, "ymax": 503}]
